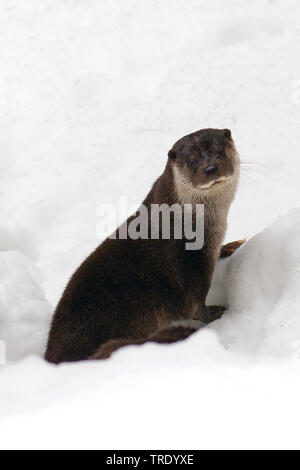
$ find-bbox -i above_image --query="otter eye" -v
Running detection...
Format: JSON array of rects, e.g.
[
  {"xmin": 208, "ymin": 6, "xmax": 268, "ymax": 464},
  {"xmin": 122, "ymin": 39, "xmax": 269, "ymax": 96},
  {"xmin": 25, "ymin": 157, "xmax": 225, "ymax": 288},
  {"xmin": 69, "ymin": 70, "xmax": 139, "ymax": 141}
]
[{"xmin": 188, "ymin": 160, "xmax": 195, "ymax": 169}]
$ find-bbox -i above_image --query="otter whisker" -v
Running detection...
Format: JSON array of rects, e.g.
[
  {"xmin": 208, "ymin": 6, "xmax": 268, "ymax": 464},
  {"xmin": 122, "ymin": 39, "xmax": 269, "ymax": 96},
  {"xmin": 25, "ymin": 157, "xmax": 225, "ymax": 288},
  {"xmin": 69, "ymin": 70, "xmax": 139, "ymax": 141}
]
[{"xmin": 239, "ymin": 161, "xmax": 267, "ymax": 176}]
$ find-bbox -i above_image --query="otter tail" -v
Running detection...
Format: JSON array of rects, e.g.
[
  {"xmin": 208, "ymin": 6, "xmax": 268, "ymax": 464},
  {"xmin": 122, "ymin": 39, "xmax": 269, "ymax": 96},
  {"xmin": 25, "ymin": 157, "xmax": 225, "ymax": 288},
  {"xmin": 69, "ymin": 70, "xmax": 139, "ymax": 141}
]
[{"xmin": 90, "ymin": 325, "xmax": 197, "ymax": 360}]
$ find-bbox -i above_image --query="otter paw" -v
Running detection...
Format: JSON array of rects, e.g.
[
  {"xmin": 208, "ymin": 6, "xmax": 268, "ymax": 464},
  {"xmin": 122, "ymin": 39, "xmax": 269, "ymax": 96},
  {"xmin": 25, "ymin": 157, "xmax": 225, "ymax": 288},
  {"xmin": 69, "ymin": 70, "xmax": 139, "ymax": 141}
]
[
  {"xmin": 220, "ymin": 239, "xmax": 246, "ymax": 258},
  {"xmin": 194, "ymin": 305, "xmax": 226, "ymax": 324}
]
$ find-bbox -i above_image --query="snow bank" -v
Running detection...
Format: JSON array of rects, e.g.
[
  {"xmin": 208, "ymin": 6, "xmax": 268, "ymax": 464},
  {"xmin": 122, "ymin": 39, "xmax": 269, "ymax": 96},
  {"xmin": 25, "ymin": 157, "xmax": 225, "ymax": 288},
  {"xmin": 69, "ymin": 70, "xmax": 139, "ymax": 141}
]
[
  {"xmin": 1, "ymin": 339, "xmax": 300, "ymax": 451},
  {"xmin": 0, "ymin": 0, "xmax": 300, "ymax": 450},
  {"xmin": 209, "ymin": 208, "xmax": 300, "ymax": 358},
  {"xmin": 0, "ymin": 251, "xmax": 51, "ymax": 362}
]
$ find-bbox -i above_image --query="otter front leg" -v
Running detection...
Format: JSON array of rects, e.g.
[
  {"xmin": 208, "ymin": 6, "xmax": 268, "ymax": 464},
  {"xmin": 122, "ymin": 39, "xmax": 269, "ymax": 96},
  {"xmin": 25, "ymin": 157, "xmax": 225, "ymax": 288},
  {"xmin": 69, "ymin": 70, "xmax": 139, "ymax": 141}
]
[
  {"xmin": 187, "ymin": 281, "xmax": 226, "ymax": 324},
  {"xmin": 185, "ymin": 251, "xmax": 226, "ymax": 324},
  {"xmin": 220, "ymin": 239, "xmax": 246, "ymax": 258},
  {"xmin": 194, "ymin": 305, "xmax": 226, "ymax": 324},
  {"xmin": 192, "ymin": 240, "xmax": 246, "ymax": 323}
]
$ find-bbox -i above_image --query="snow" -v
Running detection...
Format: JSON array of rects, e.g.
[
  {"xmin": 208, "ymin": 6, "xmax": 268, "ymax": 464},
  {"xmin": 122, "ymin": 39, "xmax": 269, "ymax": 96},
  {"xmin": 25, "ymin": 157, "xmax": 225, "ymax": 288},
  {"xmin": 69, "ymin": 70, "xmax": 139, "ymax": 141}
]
[
  {"xmin": 0, "ymin": 0, "xmax": 300, "ymax": 450},
  {"xmin": 0, "ymin": 251, "xmax": 51, "ymax": 361}
]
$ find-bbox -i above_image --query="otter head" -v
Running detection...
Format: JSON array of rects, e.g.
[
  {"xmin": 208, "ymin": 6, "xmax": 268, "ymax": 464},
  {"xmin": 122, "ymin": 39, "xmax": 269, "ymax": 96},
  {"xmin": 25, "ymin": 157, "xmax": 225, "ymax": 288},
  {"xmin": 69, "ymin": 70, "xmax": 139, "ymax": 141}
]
[{"xmin": 168, "ymin": 128, "xmax": 239, "ymax": 194}]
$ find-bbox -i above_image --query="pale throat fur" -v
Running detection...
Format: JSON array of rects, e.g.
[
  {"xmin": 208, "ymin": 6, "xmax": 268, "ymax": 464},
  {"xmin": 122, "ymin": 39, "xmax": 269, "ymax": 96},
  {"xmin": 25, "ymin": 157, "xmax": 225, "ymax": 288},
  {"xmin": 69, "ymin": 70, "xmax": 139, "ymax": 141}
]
[{"xmin": 172, "ymin": 151, "xmax": 240, "ymax": 255}]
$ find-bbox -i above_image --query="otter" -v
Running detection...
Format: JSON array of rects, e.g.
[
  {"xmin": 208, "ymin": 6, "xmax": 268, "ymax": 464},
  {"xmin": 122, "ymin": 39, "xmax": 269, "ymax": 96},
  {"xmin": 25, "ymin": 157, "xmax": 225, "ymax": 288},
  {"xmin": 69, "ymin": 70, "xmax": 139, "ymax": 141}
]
[{"xmin": 45, "ymin": 128, "xmax": 243, "ymax": 363}]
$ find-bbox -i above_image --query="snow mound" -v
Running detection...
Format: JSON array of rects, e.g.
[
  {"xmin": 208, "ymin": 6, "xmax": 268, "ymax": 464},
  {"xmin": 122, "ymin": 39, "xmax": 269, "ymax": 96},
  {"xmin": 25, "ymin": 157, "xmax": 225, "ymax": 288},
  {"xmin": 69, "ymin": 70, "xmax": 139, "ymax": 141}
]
[
  {"xmin": 0, "ymin": 251, "xmax": 52, "ymax": 362},
  {"xmin": 210, "ymin": 208, "xmax": 300, "ymax": 358}
]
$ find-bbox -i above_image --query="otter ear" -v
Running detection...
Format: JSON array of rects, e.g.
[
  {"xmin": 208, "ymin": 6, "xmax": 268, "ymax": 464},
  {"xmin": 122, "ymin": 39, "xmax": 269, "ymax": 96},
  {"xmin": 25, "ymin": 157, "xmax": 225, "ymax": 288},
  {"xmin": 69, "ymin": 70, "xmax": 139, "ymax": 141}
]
[
  {"xmin": 223, "ymin": 129, "xmax": 232, "ymax": 139},
  {"xmin": 168, "ymin": 149, "xmax": 176, "ymax": 160}
]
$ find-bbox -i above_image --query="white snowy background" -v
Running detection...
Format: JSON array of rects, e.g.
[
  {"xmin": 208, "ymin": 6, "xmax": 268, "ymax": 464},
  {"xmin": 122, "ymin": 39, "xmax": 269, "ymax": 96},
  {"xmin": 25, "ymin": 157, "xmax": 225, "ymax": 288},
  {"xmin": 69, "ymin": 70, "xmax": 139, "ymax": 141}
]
[{"xmin": 0, "ymin": 0, "xmax": 300, "ymax": 450}]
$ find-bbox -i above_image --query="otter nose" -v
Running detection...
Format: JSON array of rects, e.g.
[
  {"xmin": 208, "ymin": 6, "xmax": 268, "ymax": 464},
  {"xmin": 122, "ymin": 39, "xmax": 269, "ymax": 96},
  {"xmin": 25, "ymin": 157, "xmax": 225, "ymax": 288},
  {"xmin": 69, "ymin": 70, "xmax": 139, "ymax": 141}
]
[{"xmin": 204, "ymin": 164, "xmax": 218, "ymax": 175}]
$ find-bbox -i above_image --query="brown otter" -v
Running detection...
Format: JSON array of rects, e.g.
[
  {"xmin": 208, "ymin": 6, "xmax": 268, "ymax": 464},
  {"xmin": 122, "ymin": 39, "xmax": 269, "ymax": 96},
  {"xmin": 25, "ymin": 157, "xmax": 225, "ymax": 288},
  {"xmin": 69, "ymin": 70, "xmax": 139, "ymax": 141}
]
[{"xmin": 45, "ymin": 128, "xmax": 243, "ymax": 363}]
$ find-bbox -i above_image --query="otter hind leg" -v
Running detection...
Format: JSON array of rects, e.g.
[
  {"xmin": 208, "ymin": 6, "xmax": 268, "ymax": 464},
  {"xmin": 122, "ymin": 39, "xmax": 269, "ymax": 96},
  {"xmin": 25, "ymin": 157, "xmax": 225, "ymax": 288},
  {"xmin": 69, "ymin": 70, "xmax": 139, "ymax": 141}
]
[
  {"xmin": 90, "ymin": 326, "xmax": 197, "ymax": 360},
  {"xmin": 90, "ymin": 338, "xmax": 136, "ymax": 360},
  {"xmin": 220, "ymin": 239, "xmax": 246, "ymax": 258},
  {"xmin": 148, "ymin": 325, "xmax": 197, "ymax": 343}
]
